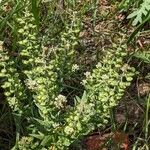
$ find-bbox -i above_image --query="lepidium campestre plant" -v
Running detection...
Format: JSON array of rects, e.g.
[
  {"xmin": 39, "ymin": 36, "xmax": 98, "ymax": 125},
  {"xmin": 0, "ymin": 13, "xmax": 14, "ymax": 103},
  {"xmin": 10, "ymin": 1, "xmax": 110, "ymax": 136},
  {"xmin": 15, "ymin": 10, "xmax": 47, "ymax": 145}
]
[
  {"xmin": 16, "ymin": 8, "xmax": 80, "ymax": 116},
  {"xmin": 83, "ymin": 45, "xmax": 136, "ymax": 125},
  {"xmin": 42, "ymin": 11, "xmax": 80, "ymax": 79},
  {"xmin": 55, "ymin": 45, "xmax": 137, "ymax": 149},
  {"xmin": 14, "ymin": 8, "xmax": 64, "ymax": 144},
  {"xmin": 0, "ymin": 41, "xmax": 27, "ymax": 146},
  {"xmin": 16, "ymin": 11, "xmax": 59, "ymax": 120},
  {"xmin": 12, "ymin": 4, "xmax": 81, "ymax": 149}
]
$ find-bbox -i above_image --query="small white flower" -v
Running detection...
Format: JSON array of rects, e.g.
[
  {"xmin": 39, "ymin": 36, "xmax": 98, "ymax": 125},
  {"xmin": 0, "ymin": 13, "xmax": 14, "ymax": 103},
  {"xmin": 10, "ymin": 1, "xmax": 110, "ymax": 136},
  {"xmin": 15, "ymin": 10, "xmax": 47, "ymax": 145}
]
[
  {"xmin": 54, "ymin": 94, "xmax": 67, "ymax": 109},
  {"xmin": 52, "ymin": 123, "xmax": 60, "ymax": 128},
  {"xmin": 121, "ymin": 64, "xmax": 129, "ymax": 72},
  {"xmin": 72, "ymin": 64, "xmax": 79, "ymax": 72},
  {"xmin": 96, "ymin": 62, "xmax": 102, "ymax": 68},
  {"xmin": 101, "ymin": 74, "xmax": 109, "ymax": 80},
  {"xmin": 81, "ymin": 79, "xmax": 87, "ymax": 85},
  {"xmin": 25, "ymin": 79, "xmax": 38, "ymax": 90},
  {"xmin": 84, "ymin": 71, "xmax": 91, "ymax": 77},
  {"xmin": 64, "ymin": 126, "xmax": 74, "ymax": 135}
]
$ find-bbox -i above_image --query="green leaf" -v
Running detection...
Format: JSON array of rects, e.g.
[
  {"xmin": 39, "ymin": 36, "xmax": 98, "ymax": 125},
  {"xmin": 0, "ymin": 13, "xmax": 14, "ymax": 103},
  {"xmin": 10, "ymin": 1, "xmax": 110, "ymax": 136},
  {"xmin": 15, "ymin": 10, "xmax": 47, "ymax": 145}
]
[
  {"xmin": 127, "ymin": 10, "xmax": 139, "ymax": 19},
  {"xmin": 30, "ymin": 0, "xmax": 40, "ymax": 29},
  {"xmin": 127, "ymin": 13, "xmax": 150, "ymax": 43},
  {"xmin": 41, "ymin": 135, "xmax": 53, "ymax": 146},
  {"xmin": 30, "ymin": 133, "xmax": 44, "ymax": 140},
  {"xmin": 127, "ymin": 0, "xmax": 150, "ymax": 26}
]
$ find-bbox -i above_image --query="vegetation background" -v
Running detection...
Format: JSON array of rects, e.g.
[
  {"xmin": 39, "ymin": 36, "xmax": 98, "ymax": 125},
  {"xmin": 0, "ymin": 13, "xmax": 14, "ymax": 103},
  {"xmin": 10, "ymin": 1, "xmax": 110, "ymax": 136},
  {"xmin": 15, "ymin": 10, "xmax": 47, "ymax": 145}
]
[{"xmin": 0, "ymin": 0, "xmax": 150, "ymax": 149}]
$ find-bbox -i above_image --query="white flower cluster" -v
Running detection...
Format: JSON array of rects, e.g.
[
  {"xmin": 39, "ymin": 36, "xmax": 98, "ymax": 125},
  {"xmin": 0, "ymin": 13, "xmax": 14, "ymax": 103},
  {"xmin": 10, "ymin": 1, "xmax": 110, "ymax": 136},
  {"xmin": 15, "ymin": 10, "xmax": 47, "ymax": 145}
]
[
  {"xmin": 72, "ymin": 64, "xmax": 79, "ymax": 72},
  {"xmin": 54, "ymin": 94, "xmax": 67, "ymax": 109},
  {"xmin": 25, "ymin": 79, "xmax": 38, "ymax": 90}
]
